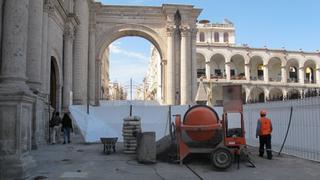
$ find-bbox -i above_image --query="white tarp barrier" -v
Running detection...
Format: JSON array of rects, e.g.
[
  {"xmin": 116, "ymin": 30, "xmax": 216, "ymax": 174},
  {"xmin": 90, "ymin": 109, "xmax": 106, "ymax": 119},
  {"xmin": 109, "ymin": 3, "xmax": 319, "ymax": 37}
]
[{"xmin": 70, "ymin": 101, "xmax": 223, "ymax": 143}]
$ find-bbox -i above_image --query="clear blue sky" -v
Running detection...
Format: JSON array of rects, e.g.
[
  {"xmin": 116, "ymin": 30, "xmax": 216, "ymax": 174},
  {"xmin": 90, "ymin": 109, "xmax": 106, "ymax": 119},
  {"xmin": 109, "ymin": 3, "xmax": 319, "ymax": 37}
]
[{"xmin": 98, "ymin": 0, "xmax": 320, "ymax": 97}]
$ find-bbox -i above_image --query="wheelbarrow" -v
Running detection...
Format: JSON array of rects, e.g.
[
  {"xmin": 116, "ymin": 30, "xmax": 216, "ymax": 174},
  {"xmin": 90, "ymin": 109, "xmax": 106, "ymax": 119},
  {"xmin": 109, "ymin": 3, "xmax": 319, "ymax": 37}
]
[{"xmin": 100, "ymin": 137, "xmax": 118, "ymax": 154}]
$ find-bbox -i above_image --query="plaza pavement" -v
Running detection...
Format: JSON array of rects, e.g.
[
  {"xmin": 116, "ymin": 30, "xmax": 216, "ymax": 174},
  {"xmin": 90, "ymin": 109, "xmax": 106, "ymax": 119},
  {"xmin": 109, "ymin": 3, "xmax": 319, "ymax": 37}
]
[{"xmin": 28, "ymin": 135, "xmax": 320, "ymax": 180}]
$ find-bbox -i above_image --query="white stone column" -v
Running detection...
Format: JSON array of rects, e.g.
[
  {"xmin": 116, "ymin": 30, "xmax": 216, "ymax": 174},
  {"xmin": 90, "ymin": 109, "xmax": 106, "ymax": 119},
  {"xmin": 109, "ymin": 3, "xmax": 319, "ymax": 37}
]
[
  {"xmin": 62, "ymin": 24, "xmax": 75, "ymax": 111},
  {"xmin": 180, "ymin": 26, "xmax": 191, "ymax": 105},
  {"xmin": 225, "ymin": 62, "xmax": 231, "ymax": 81},
  {"xmin": 244, "ymin": 63, "xmax": 250, "ymax": 81},
  {"xmin": 191, "ymin": 29, "xmax": 198, "ymax": 102},
  {"xmin": 26, "ymin": 0, "xmax": 43, "ymax": 92},
  {"xmin": 263, "ymin": 64, "xmax": 269, "ymax": 82},
  {"xmin": 0, "ymin": 0, "xmax": 30, "ymax": 91},
  {"xmin": 166, "ymin": 25, "xmax": 175, "ymax": 105},
  {"xmin": 299, "ymin": 66, "xmax": 305, "ymax": 84},
  {"xmin": 281, "ymin": 66, "xmax": 287, "ymax": 83},
  {"xmin": 0, "ymin": 0, "xmax": 36, "ymax": 179},
  {"xmin": 73, "ymin": 0, "xmax": 89, "ymax": 105},
  {"xmin": 264, "ymin": 88, "xmax": 269, "ymax": 102},
  {"xmin": 205, "ymin": 61, "xmax": 211, "ymax": 79},
  {"xmin": 282, "ymin": 89, "xmax": 288, "ymax": 100},
  {"xmin": 316, "ymin": 65, "xmax": 320, "ymax": 84}
]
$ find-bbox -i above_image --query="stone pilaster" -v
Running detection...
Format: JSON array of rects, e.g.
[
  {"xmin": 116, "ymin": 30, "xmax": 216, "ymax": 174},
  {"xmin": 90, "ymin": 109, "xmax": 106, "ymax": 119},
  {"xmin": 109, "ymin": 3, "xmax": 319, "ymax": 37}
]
[
  {"xmin": 166, "ymin": 25, "xmax": 175, "ymax": 105},
  {"xmin": 263, "ymin": 64, "xmax": 269, "ymax": 82},
  {"xmin": 281, "ymin": 66, "xmax": 287, "ymax": 83},
  {"xmin": 62, "ymin": 23, "xmax": 75, "ymax": 111},
  {"xmin": 299, "ymin": 66, "xmax": 305, "ymax": 84},
  {"xmin": 89, "ymin": 8, "xmax": 97, "ymax": 105},
  {"xmin": 0, "ymin": 0, "xmax": 36, "ymax": 179},
  {"xmin": 180, "ymin": 25, "xmax": 191, "ymax": 105},
  {"xmin": 316, "ymin": 65, "xmax": 320, "ymax": 84},
  {"xmin": 26, "ymin": 0, "xmax": 44, "ymax": 92},
  {"xmin": 95, "ymin": 59, "xmax": 101, "ymax": 106},
  {"xmin": 225, "ymin": 62, "xmax": 231, "ymax": 81},
  {"xmin": 244, "ymin": 63, "xmax": 250, "ymax": 81}
]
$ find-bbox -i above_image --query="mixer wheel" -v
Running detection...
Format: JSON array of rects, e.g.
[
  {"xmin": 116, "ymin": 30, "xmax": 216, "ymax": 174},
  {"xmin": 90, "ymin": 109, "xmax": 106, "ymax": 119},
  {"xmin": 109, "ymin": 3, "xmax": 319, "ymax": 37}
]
[{"xmin": 211, "ymin": 147, "xmax": 233, "ymax": 170}]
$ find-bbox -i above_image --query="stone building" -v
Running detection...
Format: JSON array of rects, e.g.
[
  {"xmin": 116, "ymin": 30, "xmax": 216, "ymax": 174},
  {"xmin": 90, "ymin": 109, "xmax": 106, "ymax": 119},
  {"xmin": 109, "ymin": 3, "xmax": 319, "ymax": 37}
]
[
  {"xmin": 109, "ymin": 82, "xmax": 127, "ymax": 100},
  {"xmin": 145, "ymin": 19, "xmax": 320, "ymax": 105}
]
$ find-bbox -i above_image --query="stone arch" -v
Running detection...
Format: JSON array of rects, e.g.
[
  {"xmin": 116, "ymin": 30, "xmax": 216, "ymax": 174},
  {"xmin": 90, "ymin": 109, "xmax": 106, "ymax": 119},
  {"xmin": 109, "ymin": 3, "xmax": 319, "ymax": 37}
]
[
  {"xmin": 50, "ymin": 56, "xmax": 61, "ymax": 110},
  {"xmin": 196, "ymin": 53, "xmax": 206, "ymax": 78},
  {"xmin": 249, "ymin": 87, "xmax": 265, "ymax": 103},
  {"xmin": 269, "ymin": 87, "xmax": 283, "ymax": 101},
  {"xmin": 286, "ymin": 58, "xmax": 299, "ymax": 83},
  {"xmin": 249, "ymin": 55, "xmax": 264, "ymax": 81},
  {"xmin": 96, "ymin": 24, "xmax": 166, "ymax": 60},
  {"xmin": 287, "ymin": 88, "xmax": 301, "ymax": 99},
  {"xmin": 230, "ymin": 54, "xmax": 245, "ymax": 79},
  {"xmin": 268, "ymin": 57, "xmax": 282, "ymax": 82},
  {"xmin": 210, "ymin": 53, "xmax": 226, "ymax": 78},
  {"xmin": 304, "ymin": 59, "xmax": 316, "ymax": 83}
]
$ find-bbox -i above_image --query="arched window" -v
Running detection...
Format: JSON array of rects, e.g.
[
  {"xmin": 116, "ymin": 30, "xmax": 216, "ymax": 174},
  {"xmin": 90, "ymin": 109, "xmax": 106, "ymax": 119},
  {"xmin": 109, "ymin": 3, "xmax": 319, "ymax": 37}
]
[
  {"xmin": 223, "ymin": 32, "xmax": 229, "ymax": 42},
  {"xmin": 199, "ymin": 32, "xmax": 205, "ymax": 42},
  {"xmin": 214, "ymin": 32, "xmax": 219, "ymax": 42}
]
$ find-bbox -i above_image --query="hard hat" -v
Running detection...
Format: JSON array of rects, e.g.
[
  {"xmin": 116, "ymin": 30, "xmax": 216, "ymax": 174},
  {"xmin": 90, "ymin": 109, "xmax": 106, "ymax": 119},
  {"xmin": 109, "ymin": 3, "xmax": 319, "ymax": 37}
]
[{"xmin": 260, "ymin": 109, "xmax": 267, "ymax": 116}]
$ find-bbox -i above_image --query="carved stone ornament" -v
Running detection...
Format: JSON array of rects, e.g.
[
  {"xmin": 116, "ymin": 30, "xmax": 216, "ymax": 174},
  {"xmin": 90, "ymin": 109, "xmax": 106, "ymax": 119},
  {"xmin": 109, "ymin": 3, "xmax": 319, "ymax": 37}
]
[
  {"xmin": 44, "ymin": 0, "xmax": 55, "ymax": 13},
  {"xmin": 166, "ymin": 24, "xmax": 176, "ymax": 36},
  {"xmin": 179, "ymin": 25, "xmax": 191, "ymax": 37},
  {"xmin": 64, "ymin": 25, "xmax": 75, "ymax": 40}
]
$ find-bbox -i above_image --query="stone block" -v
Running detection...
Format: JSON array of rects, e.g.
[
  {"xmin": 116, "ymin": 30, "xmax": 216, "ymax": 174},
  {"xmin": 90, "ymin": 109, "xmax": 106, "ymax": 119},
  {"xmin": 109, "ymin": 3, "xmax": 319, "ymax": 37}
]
[{"xmin": 137, "ymin": 132, "xmax": 156, "ymax": 164}]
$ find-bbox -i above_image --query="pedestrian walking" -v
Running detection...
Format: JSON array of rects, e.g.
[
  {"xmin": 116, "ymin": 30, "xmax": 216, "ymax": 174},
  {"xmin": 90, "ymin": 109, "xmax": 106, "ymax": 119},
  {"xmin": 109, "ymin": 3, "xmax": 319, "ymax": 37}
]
[
  {"xmin": 256, "ymin": 109, "xmax": 273, "ymax": 159},
  {"xmin": 50, "ymin": 112, "xmax": 61, "ymax": 144},
  {"xmin": 62, "ymin": 112, "xmax": 73, "ymax": 144}
]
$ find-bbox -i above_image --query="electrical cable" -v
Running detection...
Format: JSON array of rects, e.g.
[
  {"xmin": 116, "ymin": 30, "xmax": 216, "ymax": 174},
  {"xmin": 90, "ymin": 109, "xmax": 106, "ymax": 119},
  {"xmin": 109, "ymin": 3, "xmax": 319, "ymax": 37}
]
[{"xmin": 278, "ymin": 106, "xmax": 293, "ymax": 156}]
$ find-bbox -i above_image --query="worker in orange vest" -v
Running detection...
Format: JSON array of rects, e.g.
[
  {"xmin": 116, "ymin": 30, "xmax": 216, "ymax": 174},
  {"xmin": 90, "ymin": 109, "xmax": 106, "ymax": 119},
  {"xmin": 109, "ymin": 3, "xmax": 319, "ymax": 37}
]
[{"xmin": 256, "ymin": 109, "xmax": 273, "ymax": 159}]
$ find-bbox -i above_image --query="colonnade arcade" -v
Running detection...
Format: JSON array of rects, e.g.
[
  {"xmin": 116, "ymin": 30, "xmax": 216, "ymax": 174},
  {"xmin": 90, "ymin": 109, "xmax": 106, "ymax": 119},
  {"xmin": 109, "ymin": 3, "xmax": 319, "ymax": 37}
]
[
  {"xmin": 196, "ymin": 47, "xmax": 320, "ymax": 104},
  {"xmin": 196, "ymin": 50, "xmax": 320, "ymax": 84}
]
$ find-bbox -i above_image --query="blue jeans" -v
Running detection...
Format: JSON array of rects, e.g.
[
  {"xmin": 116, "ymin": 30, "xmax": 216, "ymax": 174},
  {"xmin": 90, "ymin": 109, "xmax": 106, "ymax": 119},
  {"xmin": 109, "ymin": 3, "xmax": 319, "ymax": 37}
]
[{"xmin": 63, "ymin": 127, "xmax": 71, "ymax": 143}]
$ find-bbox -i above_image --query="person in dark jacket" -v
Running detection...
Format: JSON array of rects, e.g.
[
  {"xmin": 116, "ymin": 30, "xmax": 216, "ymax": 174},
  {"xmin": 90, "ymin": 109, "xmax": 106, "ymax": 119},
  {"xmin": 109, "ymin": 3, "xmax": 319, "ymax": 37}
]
[
  {"xmin": 62, "ymin": 112, "xmax": 73, "ymax": 144},
  {"xmin": 50, "ymin": 112, "xmax": 61, "ymax": 144}
]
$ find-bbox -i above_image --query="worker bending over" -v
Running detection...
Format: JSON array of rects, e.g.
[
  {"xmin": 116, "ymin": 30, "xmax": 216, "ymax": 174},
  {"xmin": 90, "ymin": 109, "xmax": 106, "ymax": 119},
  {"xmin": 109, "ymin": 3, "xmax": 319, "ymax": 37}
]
[{"xmin": 256, "ymin": 109, "xmax": 273, "ymax": 159}]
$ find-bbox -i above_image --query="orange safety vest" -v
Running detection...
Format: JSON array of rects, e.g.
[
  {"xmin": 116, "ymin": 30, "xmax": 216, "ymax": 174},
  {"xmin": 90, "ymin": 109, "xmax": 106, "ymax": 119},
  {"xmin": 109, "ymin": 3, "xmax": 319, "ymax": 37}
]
[{"xmin": 260, "ymin": 117, "xmax": 272, "ymax": 135}]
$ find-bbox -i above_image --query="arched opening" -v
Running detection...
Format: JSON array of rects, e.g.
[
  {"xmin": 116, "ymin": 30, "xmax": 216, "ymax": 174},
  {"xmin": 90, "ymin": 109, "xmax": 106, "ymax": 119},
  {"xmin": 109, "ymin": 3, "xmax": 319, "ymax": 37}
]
[
  {"xmin": 305, "ymin": 88, "xmax": 319, "ymax": 98},
  {"xmin": 288, "ymin": 89, "xmax": 300, "ymax": 100},
  {"xmin": 199, "ymin": 32, "xmax": 205, "ymax": 42},
  {"xmin": 287, "ymin": 59, "xmax": 299, "ymax": 83},
  {"xmin": 249, "ymin": 56, "xmax": 264, "ymax": 81},
  {"xmin": 97, "ymin": 24, "xmax": 166, "ymax": 103},
  {"xmin": 210, "ymin": 53, "xmax": 225, "ymax": 79},
  {"xmin": 105, "ymin": 37, "xmax": 161, "ymax": 102},
  {"xmin": 268, "ymin": 57, "xmax": 282, "ymax": 82},
  {"xmin": 269, "ymin": 88, "xmax": 283, "ymax": 101},
  {"xmin": 230, "ymin": 54, "xmax": 245, "ymax": 80},
  {"xmin": 214, "ymin": 32, "xmax": 219, "ymax": 42},
  {"xmin": 249, "ymin": 87, "xmax": 265, "ymax": 103},
  {"xmin": 223, "ymin": 32, "xmax": 229, "ymax": 43},
  {"xmin": 304, "ymin": 60, "xmax": 316, "ymax": 84},
  {"xmin": 196, "ymin": 53, "xmax": 206, "ymax": 78},
  {"xmin": 50, "ymin": 56, "xmax": 59, "ymax": 110}
]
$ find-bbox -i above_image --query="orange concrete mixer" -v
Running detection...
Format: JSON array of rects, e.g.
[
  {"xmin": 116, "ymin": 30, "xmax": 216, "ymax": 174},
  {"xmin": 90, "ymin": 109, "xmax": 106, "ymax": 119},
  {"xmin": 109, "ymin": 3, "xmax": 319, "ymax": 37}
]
[{"xmin": 174, "ymin": 85, "xmax": 248, "ymax": 170}]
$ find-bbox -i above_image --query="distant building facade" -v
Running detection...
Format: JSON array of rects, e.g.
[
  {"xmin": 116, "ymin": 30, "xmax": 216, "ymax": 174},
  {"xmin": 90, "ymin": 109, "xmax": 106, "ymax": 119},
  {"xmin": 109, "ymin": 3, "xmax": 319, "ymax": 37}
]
[{"xmin": 145, "ymin": 19, "xmax": 320, "ymax": 105}]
